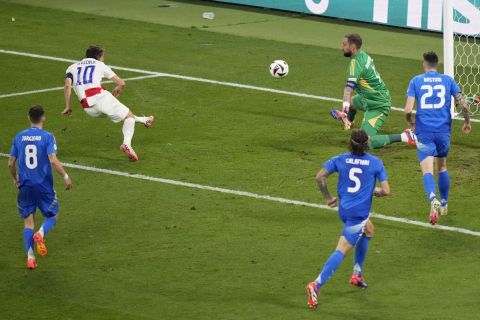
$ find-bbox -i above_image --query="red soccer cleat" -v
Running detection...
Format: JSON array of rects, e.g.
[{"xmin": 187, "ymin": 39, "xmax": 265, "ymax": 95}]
[
  {"xmin": 429, "ymin": 210, "xmax": 438, "ymax": 225},
  {"xmin": 27, "ymin": 258, "xmax": 37, "ymax": 270},
  {"xmin": 144, "ymin": 116, "xmax": 154, "ymax": 128},
  {"xmin": 120, "ymin": 144, "xmax": 139, "ymax": 161},
  {"xmin": 429, "ymin": 199, "xmax": 441, "ymax": 225},
  {"xmin": 350, "ymin": 274, "xmax": 368, "ymax": 289},
  {"xmin": 404, "ymin": 129, "xmax": 417, "ymax": 147},
  {"xmin": 306, "ymin": 282, "xmax": 319, "ymax": 310},
  {"xmin": 33, "ymin": 232, "xmax": 47, "ymax": 257}
]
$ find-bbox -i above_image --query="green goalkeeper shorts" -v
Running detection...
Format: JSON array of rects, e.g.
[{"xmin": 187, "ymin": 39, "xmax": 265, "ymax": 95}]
[{"xmin": 352, "ymin": 95, "xmax": 391, "ymax": 136}]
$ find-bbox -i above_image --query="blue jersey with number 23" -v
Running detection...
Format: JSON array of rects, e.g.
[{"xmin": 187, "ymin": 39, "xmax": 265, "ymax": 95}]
[
  {"xmin": 324, "ymin": 152, "xmax": 387, "ymax": 222},
  {"xmin": 407, "ymin": 71, "xmax": 461, "ymax": 134}
]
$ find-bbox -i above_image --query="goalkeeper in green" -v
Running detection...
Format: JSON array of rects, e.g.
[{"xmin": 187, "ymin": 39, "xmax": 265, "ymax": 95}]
[{"xmin": 330, "ymin": 33, "xmax": 416, "ymax": 149}]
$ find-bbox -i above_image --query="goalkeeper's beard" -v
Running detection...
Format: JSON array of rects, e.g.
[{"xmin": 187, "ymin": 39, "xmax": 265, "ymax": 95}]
[{"xmin": 343, "ymin": 51, "xmax": 352, "ymax": 57}]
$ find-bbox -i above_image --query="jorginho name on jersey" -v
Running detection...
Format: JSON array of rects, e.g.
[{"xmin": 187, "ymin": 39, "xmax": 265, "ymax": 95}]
[
  {"xmin": 323, "ymin": 152, "xmax": 388, "ymax": 222},
  {"xmin": 10, "ymin": 127, "xmax": 57, "ymax": 193},
  {"xmin": 65, "ymin": 58, "xmax": 116, "ymax": 106},
  {"xmin": 407, "ymin": 71, "xmax": 461, "ymax": 134}
]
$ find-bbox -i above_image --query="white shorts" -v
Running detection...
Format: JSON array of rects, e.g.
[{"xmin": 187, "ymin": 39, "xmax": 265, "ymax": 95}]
[{"xmin": 84, "ymin": 92, "xmax": 130, "ymax": 123}]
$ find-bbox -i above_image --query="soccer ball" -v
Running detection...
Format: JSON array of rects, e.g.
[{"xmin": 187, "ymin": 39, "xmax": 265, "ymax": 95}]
[{"xmin": 269, "ymin": 60, "xmax": 289, "ymax": 78}]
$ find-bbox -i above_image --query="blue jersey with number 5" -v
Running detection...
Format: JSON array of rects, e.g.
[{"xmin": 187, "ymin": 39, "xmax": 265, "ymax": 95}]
[
  {"xmin": 10, "ymin": 127, "xmax": 57, "ymax": 192},
  {"xmin": 323, "ymin": 152, "xmax": 387, "ymax": 222},
  {"xmin": 407, "ymin": 71, "xmax": 461, "ymax": 134}
]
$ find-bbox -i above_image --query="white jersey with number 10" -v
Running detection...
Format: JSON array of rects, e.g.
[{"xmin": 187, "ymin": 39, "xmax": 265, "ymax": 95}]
[{"xmin": 65, "ymin": 58, "xmax": 116, "ymax": 104}]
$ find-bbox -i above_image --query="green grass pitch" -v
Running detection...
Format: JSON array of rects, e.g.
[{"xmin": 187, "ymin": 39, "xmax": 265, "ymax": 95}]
[{"xmin": 0, "ymin": 1, "xmax": 479, "ymax": 319}]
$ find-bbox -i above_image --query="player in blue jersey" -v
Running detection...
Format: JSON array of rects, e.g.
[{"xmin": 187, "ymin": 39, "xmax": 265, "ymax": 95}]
[
  {"xmin": 306, "ymin": 129, "xmax": 390, "ymax": 310},
  {"xmin": 404, "ymin": 52, "xmax": 471, "ymax": 225},
  {"xmin": 8, "ymin": 105, "xmax": 73, "ymax": 269}
]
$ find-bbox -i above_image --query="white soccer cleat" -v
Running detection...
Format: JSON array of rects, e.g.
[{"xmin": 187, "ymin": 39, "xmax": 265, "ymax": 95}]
[{"xmin": 440, "ymin": 205, "xmax": 448, "ymax": 216}]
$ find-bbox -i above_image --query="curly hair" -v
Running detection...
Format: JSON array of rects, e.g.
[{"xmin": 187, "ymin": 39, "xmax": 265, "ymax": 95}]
[{"xmin": 349, "ymin": 129, "xmax": 369, "ymax": 155}]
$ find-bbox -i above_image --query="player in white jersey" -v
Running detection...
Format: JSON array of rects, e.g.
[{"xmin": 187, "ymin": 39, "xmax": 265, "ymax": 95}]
[{"xmin": 62, "ymin": 45, "xmax": 154, "ymax": 161}]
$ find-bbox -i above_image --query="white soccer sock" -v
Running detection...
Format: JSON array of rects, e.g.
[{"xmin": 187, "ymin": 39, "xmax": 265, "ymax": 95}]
[
  {"xmin": 122, "ymin": 117, "xmax": 135, "ymax": 146},
  {"xmin": 134, "ymin": 116, "xmax": 148, "ymax": 124},
  {"xmin": 400, "ymin": 132, "xmax": 408, "ymax": 142},
  {"xmin": 27, "ymin": 247, "xmax": 35, "ymax": 259}
]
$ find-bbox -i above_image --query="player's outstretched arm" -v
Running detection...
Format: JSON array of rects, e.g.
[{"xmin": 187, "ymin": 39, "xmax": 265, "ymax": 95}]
[
  {"xmin": 48, "ymin": 154, "xmax": 73, "ymax": 190},
  {"xmin": 316, "ymin": 168, "xmax": 337, "ymax": 207},
  {"xmin": 7, "ymin": 156, "xmax": 19, "ymax": 188},
  {"xmin": 404, "ymin": 96, "xmax": 416, "ymax": 129},
  {"xmin": 62, "ymin": 78, "xmax": 73, "ymax": 116},
  {"xmin": 454, "ymin": 93, "xmax": 472, "ymax": 134},
  {"xmin": 111, "ymin": 75, "xmax": 126, "ymax": 97},
  {"xmin": 374, "ymin": 180, "xmax": 390, "ymax": 197}
]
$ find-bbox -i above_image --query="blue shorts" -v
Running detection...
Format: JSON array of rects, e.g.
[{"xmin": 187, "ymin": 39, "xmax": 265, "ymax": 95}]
[
  {"xmin": 17, "ymin": 185, "xmax": 59, "ymax": 218},
  {"xmin": 340, "ymin": 215, "xmax": 369, "ymax": 245},
  {"xmin": 416, "ymin": 132, "xmax": 450, "ymax": 163}
]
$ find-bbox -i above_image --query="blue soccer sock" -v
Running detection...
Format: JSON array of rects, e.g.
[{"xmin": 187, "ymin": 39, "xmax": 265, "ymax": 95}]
[
  {"xmin": 23, "ymin": 228, "xmax": 35, "ymax": 258},
  {"xmin": 438, "ymin": 171, "xmax": 450, "ymax": 206},
  {"xmin": 315, "ymin": 250, "xmax": 346, "ymax": 289},
  {"xmin": 39, "ymin": 216, "xmax": 57, "ymax": 237},
  {"xmin": 422, "ymin": 173, "xmax": 437, "ymax": 203},
  {"xmin": 354, "ymin": 235, "xmax": 371, "ymax": 277}
]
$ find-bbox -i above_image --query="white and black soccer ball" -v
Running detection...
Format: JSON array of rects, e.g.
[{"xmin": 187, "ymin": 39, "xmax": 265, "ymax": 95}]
[{"xmin": 269, "ymin": 60, "xmax": 289, "ymax": 78}]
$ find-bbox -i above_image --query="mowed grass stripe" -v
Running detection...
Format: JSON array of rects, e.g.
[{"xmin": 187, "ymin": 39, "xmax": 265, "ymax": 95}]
[
  {"xmin": 1, "ymin": 152, "xmax": 478, "ymax": 237},
  {"xmin": 1, "ymin": 49, "xmax": 477, "ymax": 123},
  {"xmin": 0, "ymin": 74, "xmax": 163, "ymax": 99}
]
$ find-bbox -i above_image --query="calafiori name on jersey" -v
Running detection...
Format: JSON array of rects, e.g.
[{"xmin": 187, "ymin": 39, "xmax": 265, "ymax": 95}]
[
  {"xmin": 22, "ymin": 136, "xmax": 42, "ymax": 141},
  {"xmin": 346, "ymin": 158, "xmax": 370, "ymax": 166}
]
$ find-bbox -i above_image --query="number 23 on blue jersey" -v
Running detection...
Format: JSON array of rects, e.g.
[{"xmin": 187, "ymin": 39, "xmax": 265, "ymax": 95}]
[{"xmin": 420, "ymin": 84, "xmax": 446, "ymax": 109}]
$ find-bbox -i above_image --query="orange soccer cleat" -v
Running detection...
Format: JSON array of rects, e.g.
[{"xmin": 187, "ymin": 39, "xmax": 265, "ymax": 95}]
[{"xmin": 33, "ymin": 232, "xmax": 47, "ymax": 257}]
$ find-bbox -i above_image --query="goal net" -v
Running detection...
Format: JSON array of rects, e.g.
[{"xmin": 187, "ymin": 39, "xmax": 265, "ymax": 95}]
[{"xmin": 447, "ymin": 0, "xmax": 480, "ymax": 117}]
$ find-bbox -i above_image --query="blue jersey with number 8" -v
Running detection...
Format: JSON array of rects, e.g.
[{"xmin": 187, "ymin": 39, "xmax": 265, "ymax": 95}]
[
  {"xmin": 10, "ymin": 127, "xmax": 57, "ymax": 192},
  {"xmin": 323, "ymin": 152, "xmax": 387, "ymax": 222},
  {"xmin": 407, "ymin": 71, "xmax": 461, "ymax": 134}
]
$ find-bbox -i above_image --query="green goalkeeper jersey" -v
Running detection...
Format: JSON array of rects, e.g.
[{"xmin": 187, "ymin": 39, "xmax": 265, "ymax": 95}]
[{"xmin": 346, "ymin": 50, "xmax": 391, "ymax": 106}]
